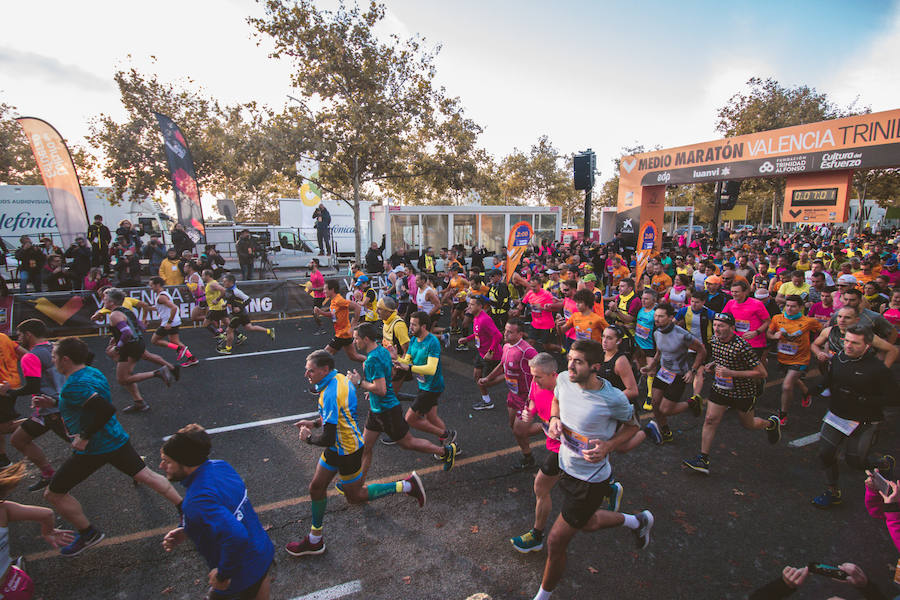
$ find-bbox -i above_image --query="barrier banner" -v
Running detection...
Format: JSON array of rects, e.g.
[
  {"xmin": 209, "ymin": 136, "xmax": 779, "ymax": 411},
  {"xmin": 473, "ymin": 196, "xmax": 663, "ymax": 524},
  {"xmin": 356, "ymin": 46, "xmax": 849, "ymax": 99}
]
[
  {"xmin": 154, "ymin": 113, "xmax": 207, "ymax": 245},
  {"xmin": 15, "ymin": 118, "xmax": 89, "ymax": 247},
  {"xmin": 505, "ymin": 221, "xmax": 533, "ymax": 282},
  {"xmin": 11, "ymin": 279, "xmax": 317, "ymax": 337}
]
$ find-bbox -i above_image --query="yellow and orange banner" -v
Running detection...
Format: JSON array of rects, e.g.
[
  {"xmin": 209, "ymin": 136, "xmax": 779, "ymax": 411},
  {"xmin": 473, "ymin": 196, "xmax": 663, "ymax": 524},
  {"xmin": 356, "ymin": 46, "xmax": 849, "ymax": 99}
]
[
  {"xmin": 633, "ymin": 220, "xmax": 658, "ymax": 288},
  {"xmin": 16, "ymin": 118, "xmax": 89, "ymax": 247},
  {"xmin": 506, "ymin": 221, "xmax": 533, "ymax": 282}
]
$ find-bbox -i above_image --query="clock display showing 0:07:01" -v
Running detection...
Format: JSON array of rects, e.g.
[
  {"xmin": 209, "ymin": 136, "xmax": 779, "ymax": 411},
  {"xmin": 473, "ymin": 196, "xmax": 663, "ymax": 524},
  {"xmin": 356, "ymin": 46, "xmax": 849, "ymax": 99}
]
[{"xmin": 791, "ymin": 187, "xmax": 839, "ymax": 207}]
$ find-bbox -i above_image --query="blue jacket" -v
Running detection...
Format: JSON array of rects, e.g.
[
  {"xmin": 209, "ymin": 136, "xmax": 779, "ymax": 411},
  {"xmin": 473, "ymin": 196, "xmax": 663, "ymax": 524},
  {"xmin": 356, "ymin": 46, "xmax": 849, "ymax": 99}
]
[{"xmin": 181, "ymin": 460, "xmax": 274, "ymax": 593}]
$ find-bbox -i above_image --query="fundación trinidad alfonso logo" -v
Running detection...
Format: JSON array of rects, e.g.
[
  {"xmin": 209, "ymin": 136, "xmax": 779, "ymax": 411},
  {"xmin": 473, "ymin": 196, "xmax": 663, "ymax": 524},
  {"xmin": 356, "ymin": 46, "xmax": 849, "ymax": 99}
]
[{"xmin": 29, "ymin": 295, "xmax": 84, "ymax": 325}]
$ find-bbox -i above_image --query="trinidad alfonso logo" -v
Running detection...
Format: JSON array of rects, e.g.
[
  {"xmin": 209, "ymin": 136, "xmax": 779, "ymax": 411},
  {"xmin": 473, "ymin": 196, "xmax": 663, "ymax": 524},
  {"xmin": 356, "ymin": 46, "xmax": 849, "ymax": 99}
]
[{"xmin": 758, "ymin": 161, "xmax": 775, "ymax": 173}]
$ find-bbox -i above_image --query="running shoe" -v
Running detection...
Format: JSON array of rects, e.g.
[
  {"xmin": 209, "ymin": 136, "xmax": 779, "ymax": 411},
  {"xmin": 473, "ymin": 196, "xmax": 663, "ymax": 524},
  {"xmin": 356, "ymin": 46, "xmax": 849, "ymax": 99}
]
[
  {"xmin": 471, "ymin": 399, "xmax": 495, "ymax": 411},
  {"xmin": 122, "ymin": 402, "xmax": 150, "ymax": 413},
  {"xmin": 801, "ymin": 393, "xmax": 812, "ymax": 408},
  {"xmin": 688, "ymin": 394, "xmax": 704, "ymax": 418},
  {"xmin": 236, "ymin": 334, "xmax": 248, "ymax": 346},
  {"xmin": 512, "ymin": 453, "xmax": 536, "ymax": 471},
  {"xmin": 405, "ymin": 471, "xmax": 426, "ymax": 507},
  {"xmin": 171, "ymin": 363, "xmax": 181, "ymax": 381},
  {"xmin": 607, "ymin": 481, "xmax": 624, "ymax": 512},
  {"xmin": 442, "ymin": 443, "xmax": 457, "ymax": 471},
  {"xmin": 216, "ymin": 345, "xmax": 233, "ymax": 355},
  {"xmin": 155, "ymin": 366, "xmax": 173, "ymax": 387},
  {"xmin": 215, "ymin": 332, "xmax": 227, "ymax": 342},
  {"xmin": 180, "ymin": 357, "xmax": 199, "ymax": 368},
  {"xmin": 661, "ymin": 428, "xmax": 674, "ymax": 444},
  {"xmin": 644, "ymin": 420, "xmax": 663, "ymax": 445},
  {"xmin": 633, "ymin": 510, "xmax": 654, "ymax": 550},
  {"xmin": 267, "ymin": 328, "xmax": 276, "ymax": 342},
  {"xmin": 285, "ymin": 535, "xmax": 325, "ymax": 557},
  {"xmin": 28, "ymin": 475, "xmax": 52, "ymax": 492},
  {"xmin": 641, "ymin": 397, "xmax": 653, "ymax": 412},
  {"xmin": 683, "ymin": 454, "xmax": 710, "ymax": 475},
  {"xmin": 510, "ymin": 529, "xmax": 544, "ymax": 553},
  {"xmin": 440, "ymin": 429, "xmax": 458, "ymax": 447},
  {"xmin": 440, "ymin": 333, "xmax": 451, "ymax": 349},
  {"xmin": 455, "ymin": 343, "xmax": 468, "ymax": 352},
  {"xmin": 380, "ymin": 436, "xmax": 397, "ymax": 446},
  {"xmin": 176, "ymin": 346, "xmax": 189, "ymax": 361},
  {"xmin": 767, "ymin": 415, "xmax": 782, "ymax": 444},
  {"xmin": 60, "ymin": 529, "xmax": 105, "ymax": 557},
  {"xmin": 811, "ymin": 488, "xmax": 842, "ymax": 509}
]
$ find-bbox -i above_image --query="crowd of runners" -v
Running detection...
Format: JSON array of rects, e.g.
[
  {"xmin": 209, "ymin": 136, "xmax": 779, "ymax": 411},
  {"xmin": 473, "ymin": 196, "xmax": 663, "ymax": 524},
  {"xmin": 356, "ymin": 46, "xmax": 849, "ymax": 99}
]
[{"xmin": 0, "ymin": 225, "xmax": 897, "ymax": 598}]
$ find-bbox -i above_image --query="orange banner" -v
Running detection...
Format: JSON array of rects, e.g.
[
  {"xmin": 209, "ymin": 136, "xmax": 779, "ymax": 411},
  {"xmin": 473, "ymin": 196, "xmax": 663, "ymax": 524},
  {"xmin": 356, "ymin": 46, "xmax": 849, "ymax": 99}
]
[
  {"xmin": 16, "ymin": 118, "xmax": 89, "ymax": 247},
  {"xmin": 633, "ymin": 221, "xmax": 658, "ymax": 287},
  {"xmin": 506, "ymin": 221, "xmax": 533, "ymax": 282}
]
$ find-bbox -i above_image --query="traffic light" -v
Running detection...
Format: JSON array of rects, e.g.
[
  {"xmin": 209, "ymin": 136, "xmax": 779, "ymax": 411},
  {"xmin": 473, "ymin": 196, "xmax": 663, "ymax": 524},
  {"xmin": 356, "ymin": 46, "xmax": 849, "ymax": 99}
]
[
  {"xmin": 718, "ymin": 180, "xmax": 741, "ymax": 210},
  {"xmin": 573, "ymin": 151, "xmax": 595, "ymax": 190}
]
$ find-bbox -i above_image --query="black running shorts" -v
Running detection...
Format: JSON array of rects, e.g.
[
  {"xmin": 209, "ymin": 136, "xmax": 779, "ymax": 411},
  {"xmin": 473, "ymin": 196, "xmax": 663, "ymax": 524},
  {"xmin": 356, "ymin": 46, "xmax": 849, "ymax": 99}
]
[
  {"xmin": 473, "ymin": 354, "xmax": 499, "ymax": 374},
  {"xmin": 365, "ymin": 405, "xmax": 410, "ymax": 441},
  {"xmin": 558, "ymin": 471, "xmax": 614, "ymax": 530},
  {"xmin": 319, "ymin": 448, "xmax": 363, "ymax": 483},
  {"xmin": 49, "ymin": 441, "xmax": 146, "ymax": 495},
  {"xmin": 207, "ymin": 309, "xmax": 228, "ymax": 322},
  {"xmin": 708, "ymin": 388, "xmax": 756, "ymax": 413},
  {"xmin": 411, "ymin": 389, "xmax": 441, "ymax": 415},
  {"xmin": 118, "ymin": 341, "xmax": 145, "ymax": 363},
  {"xmin": 328, "ymin": 336, "xmax": 353, "ymax": 350},
  {"xmin": 229, "ymin": 312, "xmax": 251, "ymax": 329},
  {"xmin": 155, "ymin": 325, "xmax": 180, "ymax": 337},
  {"xmin": 540, "ymin": 451, "xmax": 561, "ymax": 477},
  {"xmin": 654, "ymin": 373, "xmax": 687, "ymax": 403},
  {"xmin": 19, "ymin": 413, "xmax": 70, "ymax": 442}
]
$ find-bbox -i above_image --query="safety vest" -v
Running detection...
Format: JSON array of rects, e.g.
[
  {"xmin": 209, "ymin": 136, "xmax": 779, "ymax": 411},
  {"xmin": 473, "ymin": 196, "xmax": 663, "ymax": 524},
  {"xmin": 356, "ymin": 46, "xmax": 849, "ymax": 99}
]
[
  {"xmin": 424, "ymin": 255, "xmax": 435, "ymax": 273},
  {"xmin": 616, "ymin": 290, "xmax": 636, "ymax": 333}
]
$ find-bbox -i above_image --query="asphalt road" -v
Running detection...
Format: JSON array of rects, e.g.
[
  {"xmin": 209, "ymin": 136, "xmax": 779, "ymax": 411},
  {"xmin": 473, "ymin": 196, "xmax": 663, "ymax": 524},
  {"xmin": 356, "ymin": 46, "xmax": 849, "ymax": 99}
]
[{"xmin": 11, "ymin": 317, "xmax": 899, "ymax": 600}]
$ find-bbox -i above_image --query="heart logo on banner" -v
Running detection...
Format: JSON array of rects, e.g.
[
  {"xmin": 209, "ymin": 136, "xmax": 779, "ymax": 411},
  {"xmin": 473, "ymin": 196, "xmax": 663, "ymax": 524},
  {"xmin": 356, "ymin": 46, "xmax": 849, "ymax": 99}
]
[
  {"xmin": 622, "ymin": 159, "xmax": 637, "ymax": 173},
  {"xmin": 31, "ymin": 296, "xmax": 84, "ymax": 325},
  {"xmin": 789, "ymin": 209, "xmax": 802, "ymax": 218}
]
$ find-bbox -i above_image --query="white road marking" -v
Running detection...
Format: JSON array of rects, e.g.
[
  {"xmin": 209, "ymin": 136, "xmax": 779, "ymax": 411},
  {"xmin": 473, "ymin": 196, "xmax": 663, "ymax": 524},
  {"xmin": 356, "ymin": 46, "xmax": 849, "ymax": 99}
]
[
  {"xmin": 204, "ymin": 346, "xmax": 312, "ymax": 361},
  {"xmin": 290, "ymin": 580, "xmax": 363, "ymax": 600},
  {"xmin": 788, "ymin": 432, "xmax": 821, "ymax": 447},
  {"xmin": 162, "ymin": 411, "xmax": 319, "ymax": 440}
]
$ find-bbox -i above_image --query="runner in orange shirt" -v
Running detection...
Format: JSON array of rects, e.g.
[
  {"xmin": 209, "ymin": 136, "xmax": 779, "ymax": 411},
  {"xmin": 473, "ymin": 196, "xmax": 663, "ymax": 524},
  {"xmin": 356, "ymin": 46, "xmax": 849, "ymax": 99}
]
[
  {"xmin": 650, "ymin": 261, "xmax": 673, "ymax": 298},
  {"xmin": 315, "ymin": 280, "xmax": 365, "ymax": 362},
  {"xmin": 558, "ymin": 289, "xmax": 608, "ymax": 342},
  {"xmin": 766, "ymin": 294, "xmax": 822, "ymax": 427}
]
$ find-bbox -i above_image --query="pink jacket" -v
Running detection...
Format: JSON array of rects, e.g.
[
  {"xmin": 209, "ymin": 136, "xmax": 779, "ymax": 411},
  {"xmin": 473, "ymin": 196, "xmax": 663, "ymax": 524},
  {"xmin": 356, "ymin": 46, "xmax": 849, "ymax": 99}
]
[{"xmin": 865, "ymin": 487, "xmax": 900, "ymax": 553}]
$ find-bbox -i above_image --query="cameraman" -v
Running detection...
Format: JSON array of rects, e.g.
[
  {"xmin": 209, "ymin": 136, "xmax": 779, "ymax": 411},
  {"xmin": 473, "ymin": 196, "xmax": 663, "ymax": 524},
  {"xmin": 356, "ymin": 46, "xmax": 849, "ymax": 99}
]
[
  {"xmin": 43, "ymin": 254, "xmax": 74, "ymax": 292},
  {"xmin": 15, "ymin": 236, "xmax": 45, "ymax": 293},
  {"xmin": 143, "ymin": 235, "xmax": 166, "ymax": 275},
  {"xmin": 65, "ymin": 236, "xmax": 93, "ymax": 289},
  {"xmin": 201, "ymin": 245, "xmax": 226, "ymax": 280},
  {"xmin": 235, "ymin": 230, "xmax": 258, "ymax": 281},
  {"xmin": 312, "ymin": 203, "xmax": 331, "ymax": 256}
]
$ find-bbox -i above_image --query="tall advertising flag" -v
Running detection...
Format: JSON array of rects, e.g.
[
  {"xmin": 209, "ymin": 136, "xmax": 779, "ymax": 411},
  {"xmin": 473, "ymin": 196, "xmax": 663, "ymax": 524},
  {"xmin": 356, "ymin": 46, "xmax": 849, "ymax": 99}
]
[
  {"xmin": 633, "ymin": 220, "xmax": 659, "ymax": 287},
  {"xmin": 506, "ymin": 221, "xmax": 534, "ymax": 282},
  {"xmin": 154, "ymin": 113, "xmax": 206, "ymax": 244},
  {"xmin": 295, "ymin": 157, "xmax": 322, "ymax": 228},
  {"xmin": 16, "ymin": 118, "xmax": 89, "ymax": 247}
]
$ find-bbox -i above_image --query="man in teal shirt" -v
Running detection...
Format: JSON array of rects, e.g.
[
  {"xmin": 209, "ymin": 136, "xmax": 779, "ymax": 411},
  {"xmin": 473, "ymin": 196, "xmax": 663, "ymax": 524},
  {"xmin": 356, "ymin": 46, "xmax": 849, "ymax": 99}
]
[{"xmin": 350, "ymin": 322, "xmax": 456, "ymax": 480}]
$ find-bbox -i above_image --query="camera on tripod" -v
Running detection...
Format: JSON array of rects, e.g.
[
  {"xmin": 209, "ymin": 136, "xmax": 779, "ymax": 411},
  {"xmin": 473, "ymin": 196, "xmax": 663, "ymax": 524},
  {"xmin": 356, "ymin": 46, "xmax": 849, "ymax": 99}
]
[{"xmin": 264, "ymin": 245, "xmax": 281, "ymax": 254}]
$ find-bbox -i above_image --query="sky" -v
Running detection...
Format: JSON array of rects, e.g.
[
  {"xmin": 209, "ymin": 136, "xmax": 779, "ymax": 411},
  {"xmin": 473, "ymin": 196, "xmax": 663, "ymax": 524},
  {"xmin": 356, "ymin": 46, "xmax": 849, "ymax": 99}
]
[{"xmin": 2, "ymin": 0, "xmax": 900, "ymax": 187}]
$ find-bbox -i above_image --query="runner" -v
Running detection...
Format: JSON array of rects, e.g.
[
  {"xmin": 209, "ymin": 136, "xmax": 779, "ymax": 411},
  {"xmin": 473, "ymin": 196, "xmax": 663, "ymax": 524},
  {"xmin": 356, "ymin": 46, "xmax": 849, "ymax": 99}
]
[
  {"xmin": 463, "ymin": 296, "xmax": 504, "ymax": 411},
  {"xmin": 0, "ymin": 331, "xmax": 20, "ymax": 469},
  {"xmin": 104, "ymin": 288, "xmax": 175, "ymax": 413},
  {"xmin": 833, "ymin": 287, "xmax": 898, "ymax": 345},
  {"xmin": 478, "ymin": 319, "xmax": 540, "ymax": 469},
  {"xmin": 521, "ymin": 277, "xmax": 556, "ymax": 352},
  {"xmin": 555, "ymin": 280, "xmax": 579, "ymax": 354},
  {"xmin": 723, "ymin": 280, "xmax": 771, "ymax": 362},
  {"xmin": 308, "ymin": 258, "xmax": 327, "ymax": 335},
  {"xmin": 352, "ymin": 322, "xmax": 456, "ymax": 478},
  {"xmin": 184, "ymin": 261, "xmax": 207, "ymax": 326},
  {"xmin": 488, "ymin": 269, "xmax": 512, "ymax": 330},
  {"xmin": 314, "ymin": 280, "xmax": 365, "ymax": 363},
  {"xmin": 349, "ymin": 275, "xmax": 379, "ymax": 325},
  {"xmin": 160, "ymin": 424, "xmax": 275, "ymax": 600},
  {"xmin": 392, "ymin": 311, "xmax": 457, "ymax": 454},
  {"xmin": 812, "ymin": 306, "xmax": 899, "ymax": 369},
  {"xmin": 633, "ymin": 288, "xmax": 658, "ymax": 411},
  {"xmin": 640, "ymin": 303, "xmax": 706, "ymax": 444},
  {"xmin": 531, "ymin": 340, "xmax": 654, "ymax": 600},
  {"xmin": 441, "ymin": 266, "xmax": 468, "ymax": 335},
  {"xmin": 217, "ymin": 274, "xmax": 276, "ymax": 355},
  {"xmin": 202, "ymin": 270, "xmax": 229, "ymax": 342},
  {"xmin": 683, "ymin": 313, "xmax": 781, "ymax": 476},
  {"xmin": 148, "ymin": 277, "xmax": 198, "ymax": 367},
  {"xmin": 41, "ymin": 336, "xmax": 183, "ymax": 557},
  {"xmin": 1, "ymin": 320, "xmax": 67, "ymax": 492},
  {"xmin": 811, "ymin": 325, "xmax": 899, "ymax": 509},
  {"xmin": 767, "ymin": 295, "xmax": 823, "ymax": 426},
  {"xmin": 558, "ymin": 289, "xmax": 607, "ymax": 343},
  {"xmin": 285, "ymin": 350, "xmax": 426, "ymax": 557}
]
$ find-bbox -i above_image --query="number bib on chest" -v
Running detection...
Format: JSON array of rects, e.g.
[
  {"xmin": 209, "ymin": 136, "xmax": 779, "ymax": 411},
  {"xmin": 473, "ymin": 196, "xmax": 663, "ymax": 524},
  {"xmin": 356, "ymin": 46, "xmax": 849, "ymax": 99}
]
[
  {"xmin": 777, "ymin": 341, "xmax": 799, "ymax": 356},
  {"xmin": 656, "ymin": 366, "xmax": 677, "ymax": 384}
]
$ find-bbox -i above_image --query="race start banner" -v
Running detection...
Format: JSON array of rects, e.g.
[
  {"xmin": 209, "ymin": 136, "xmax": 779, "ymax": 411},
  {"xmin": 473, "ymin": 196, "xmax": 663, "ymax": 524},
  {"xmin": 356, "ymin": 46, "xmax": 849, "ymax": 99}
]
[
  {"xmin": 506, "ymin": 220, "xmax": 533, "ymax": 282},
  {"xmin": 633, "ymin": 220, "xmax": 658, "ymax": 287},
  {"xmin": 154, "ymin": 113, "xmax": 206, "ymax": 245},
  {"xmin": 16, "ymin": 118, "xmax": 89, "ymax": 247}
]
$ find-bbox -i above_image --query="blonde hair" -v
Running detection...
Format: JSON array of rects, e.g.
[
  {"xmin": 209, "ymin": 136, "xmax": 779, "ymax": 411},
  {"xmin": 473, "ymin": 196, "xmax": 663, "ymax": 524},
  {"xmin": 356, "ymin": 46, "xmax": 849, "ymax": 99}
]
[{"xmin": 0, "ymin": 462, "xmax": 27, "ymax": 497}]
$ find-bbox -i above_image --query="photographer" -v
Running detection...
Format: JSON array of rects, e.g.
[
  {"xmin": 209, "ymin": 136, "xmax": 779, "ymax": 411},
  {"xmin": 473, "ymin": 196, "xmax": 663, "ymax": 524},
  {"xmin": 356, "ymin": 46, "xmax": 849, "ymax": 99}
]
[
  {"xmin": 143, "ymin": 235, "xmax": 166, "ymax": 274},
  {"xmin": 115, "ymin": 249, "xmax": 143, "ymax": 288},
  {"xmin": 235, "ymin": 230, "xmax": 257, "ymax": 281},
  {"xmin": 171, "ymin": 223, "xmax": 195, "ymax": 256},
  {"xmin": 87, "ymin": 214, "xmax": 111, "ymax": 271},
  {"xmin": 43, "ymin": 254, "xmax": 73, "ymax": 292},
  {"xmin": 65, "ymin": 236, "xmax": 92, "ymax": 289},
  {"xmin": 367, "ymin": 235, "xmax": 386, "ymax": 273},
  {"xmin": 200, "ymin": 245, "xmax": 226, "ymax": 280},
  {"xmin": 312, "ymin": 203, "xmax": 331, "ymax": 256},
  {"xmin": 15, "ymin": 236, "xmax": 45, "ymax": 293}
]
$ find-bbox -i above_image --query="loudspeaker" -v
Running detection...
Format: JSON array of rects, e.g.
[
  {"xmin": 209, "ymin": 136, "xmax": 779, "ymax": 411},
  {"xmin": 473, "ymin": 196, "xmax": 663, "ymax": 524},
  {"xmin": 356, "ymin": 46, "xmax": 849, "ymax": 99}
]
[
  {"xmin": 217, "ymin": 198, "xmax": 236, "ymax": 221},
  {"xmin": 573, "ymin": 154, "xmax": 593, "ymax": 190},
  {"xmin": 718, "ymin": 181, "xmax": 741, "ymax": 210}
]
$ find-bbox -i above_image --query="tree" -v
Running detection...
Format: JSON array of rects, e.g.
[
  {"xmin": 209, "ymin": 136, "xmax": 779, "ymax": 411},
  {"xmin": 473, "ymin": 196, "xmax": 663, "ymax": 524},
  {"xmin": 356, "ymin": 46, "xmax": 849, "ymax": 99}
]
[
  {"xmin": 497, "ymin": 136, "xmax": 579, "ymax": 213},
  {"xmin": 250, "ymin": 0, "xmax": 483, "ymax": 262}
]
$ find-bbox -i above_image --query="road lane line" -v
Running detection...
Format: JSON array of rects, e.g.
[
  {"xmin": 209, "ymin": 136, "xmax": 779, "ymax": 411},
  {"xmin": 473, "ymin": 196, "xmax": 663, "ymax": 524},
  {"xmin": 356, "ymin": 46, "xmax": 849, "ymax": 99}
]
[
  {"xmin": 788, "ymin": 432, "xmax": 821, "ymax": 447},
  {"xmin": 24, "ymin": 440, "xmax": 544, "ymax": 562},
  {"xmin": 290, "ymin": 580, "xmax": 363, "ymax": 600},
  {"xmin": 162, "ymin": 412, "xmax": 320, "ymax": 441},
  {"xmin": 204, "ymin": 346, "xmax": 312, "ymax": 361}
]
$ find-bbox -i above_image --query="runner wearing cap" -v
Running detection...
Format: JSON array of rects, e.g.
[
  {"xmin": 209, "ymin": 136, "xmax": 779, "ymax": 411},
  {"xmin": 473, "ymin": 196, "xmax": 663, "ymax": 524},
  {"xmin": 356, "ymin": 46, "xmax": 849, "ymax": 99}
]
[
  {"xmin": 488, "ymin": 269, "xmax": 512, "ymax": 330},
  {"xmin": 683, "ymin": 312, "xmax": 781, "ymax": 476},
  {"xmin": 349, "ymin": 275, "xmax": 379, "ymax": 325},
  {"xmin": 703, "ymin": 275, "xmax": 729, "ymax": 313}
]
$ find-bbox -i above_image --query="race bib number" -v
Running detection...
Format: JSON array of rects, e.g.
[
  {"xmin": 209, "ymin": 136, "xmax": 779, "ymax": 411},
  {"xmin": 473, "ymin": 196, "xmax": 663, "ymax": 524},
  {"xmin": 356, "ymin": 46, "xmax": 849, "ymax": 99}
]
[
  {"xmin": 735, "ymin": 320, "xmax": 750, "ymax": 333},
  {"xmin": 505, "ymin": 376, "xmax": 519, "ymax": 395},
  {"xmin": 416, "ymin": 374, "xmax": 426, "ymax": 384},
  {"xmin": 777, "ymin": 341, "xmax": 799, "ymax": 356},
  {"xmin": 635, "ymin": 323, "xmax": 651, "ymax": 339},
  {"xmin": 331, "ymin": 311, "xmax": 337, "ymax": 323},
  {"xmin": 561, "ymin": 424, "xmax": 591, "ymax": 454},
  {"xmin": 823, "ymin": 410, "xmax": 859, "ymax": 436},
  {"xmin": 474, "ymin": 336, "xmax": 481, "ymax": 349},
  {"xmin": 575, "ymin": 328, "xmax": 590, "ymax": 340},
  {"xmin": 714, "ymin": 375, "xmax": 734, "ymax": 390},
  {"xmin": 656, "ymin": 366, "xmax": 677, "ymax": 384}
]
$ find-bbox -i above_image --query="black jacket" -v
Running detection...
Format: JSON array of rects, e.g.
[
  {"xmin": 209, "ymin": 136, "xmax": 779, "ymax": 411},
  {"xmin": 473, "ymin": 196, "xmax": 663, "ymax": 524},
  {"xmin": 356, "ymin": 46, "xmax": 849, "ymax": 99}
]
[
  {"xmin": 65, "ymin": 244, "xmax": 93, "ymax": 276},
  {"xmin": 172, "ymin": 229, "xmax": 195, "ymax": 255},
  {"xmin": 366, "ymin": 237, "xmax": 386, "ymax": 273}
]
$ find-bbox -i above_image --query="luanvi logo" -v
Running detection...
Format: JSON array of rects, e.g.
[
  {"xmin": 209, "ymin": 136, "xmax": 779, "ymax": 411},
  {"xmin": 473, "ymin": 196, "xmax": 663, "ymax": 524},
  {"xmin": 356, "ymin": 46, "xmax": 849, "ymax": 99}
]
[{"xmin": 622, "ymin": 159, "xmax": 637, "ymax": 173}]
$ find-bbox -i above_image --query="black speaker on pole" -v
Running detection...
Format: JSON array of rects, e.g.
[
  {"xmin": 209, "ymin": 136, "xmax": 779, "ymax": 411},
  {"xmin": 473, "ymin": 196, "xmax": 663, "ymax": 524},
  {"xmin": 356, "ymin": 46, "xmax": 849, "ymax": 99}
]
[
  {"xmin": 718, "ymin": 180, "xmax": 741, "ymax": 210},
  {"xmin": 573, "ymin": 153, "xmax": 592, "ymax": 190}
]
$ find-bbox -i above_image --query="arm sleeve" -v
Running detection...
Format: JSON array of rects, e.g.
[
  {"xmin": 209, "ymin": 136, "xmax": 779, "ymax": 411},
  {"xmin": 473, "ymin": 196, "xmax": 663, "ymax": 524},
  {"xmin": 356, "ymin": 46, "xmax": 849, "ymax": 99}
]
[
  {"xmin": 81, "ymin": 394, "xmax": 116, "ymax": 439},
  {"xmin": 114, "ymin": 320, "xmax": 134, "ymax": 348},
  {"xmin": 6, "ymin": 376, "xmax": 41, "ymax": 399},
  {"xmin": 410, "ymin": 356, "xmax": 438, "ymax": 376},
  {"xmin": 307, "ymin": 422, "xmax": 337, "ymax": 447}
]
